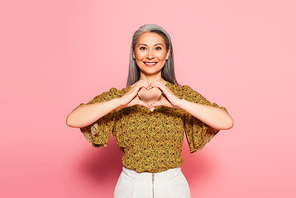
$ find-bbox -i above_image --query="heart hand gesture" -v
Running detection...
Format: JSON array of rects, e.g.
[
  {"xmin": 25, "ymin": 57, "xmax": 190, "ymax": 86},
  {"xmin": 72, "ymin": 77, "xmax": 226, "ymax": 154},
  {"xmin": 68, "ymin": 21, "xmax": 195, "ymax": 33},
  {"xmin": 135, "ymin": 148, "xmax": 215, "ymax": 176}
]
[
  {"xmin": 119, "ymin": 81, "xmax": 181, "ymax": 110},
  {"xmin": 118, "ymin": 80, "xmax": 151, "ymax": 108},
  {"xmin": 149, "ymin": 82, "xmax": 182, "ymax": 109}
]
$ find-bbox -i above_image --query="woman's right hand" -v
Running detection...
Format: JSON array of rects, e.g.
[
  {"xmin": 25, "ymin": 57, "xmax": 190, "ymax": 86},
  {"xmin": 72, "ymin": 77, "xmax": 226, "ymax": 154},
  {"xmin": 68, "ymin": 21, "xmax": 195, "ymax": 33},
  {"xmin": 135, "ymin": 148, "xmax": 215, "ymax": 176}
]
[
  {"xmin": 66, "ymin": 80, "xmax": 150, "ymax": 128},
  {"xmin": 118, "ymin": 80, "xmax": 150, "ymax": 108}
]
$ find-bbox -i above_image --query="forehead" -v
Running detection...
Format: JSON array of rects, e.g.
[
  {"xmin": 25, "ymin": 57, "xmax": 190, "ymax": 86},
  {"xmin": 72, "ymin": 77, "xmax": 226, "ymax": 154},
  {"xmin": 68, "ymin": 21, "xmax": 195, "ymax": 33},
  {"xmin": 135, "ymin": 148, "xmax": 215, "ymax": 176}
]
[{"xmin": 136, "ymin": 32, "xmax": 165, "ymax": 45}]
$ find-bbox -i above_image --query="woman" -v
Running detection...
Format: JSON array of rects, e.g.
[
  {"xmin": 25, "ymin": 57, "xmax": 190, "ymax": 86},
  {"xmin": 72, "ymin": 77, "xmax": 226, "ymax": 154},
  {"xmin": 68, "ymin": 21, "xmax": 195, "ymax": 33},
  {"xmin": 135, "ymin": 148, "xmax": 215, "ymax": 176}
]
[{"xmin": 66, "ymin": 24, "xmax": 233, "ymax": 198}]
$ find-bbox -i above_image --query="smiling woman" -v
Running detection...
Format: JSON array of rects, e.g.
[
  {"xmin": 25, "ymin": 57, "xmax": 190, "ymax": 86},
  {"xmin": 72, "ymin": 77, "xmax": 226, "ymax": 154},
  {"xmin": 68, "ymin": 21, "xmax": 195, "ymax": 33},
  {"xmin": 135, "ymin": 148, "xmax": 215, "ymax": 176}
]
[
  {"xmin": 66, "ymin": 24, "xmax": 233, "ymax": 198},
  {"xmin": 132, "ymin": 32, "xmax": 170, "ymax": 80},
  {"xmin": 127, "ymin": 24, "xmax": 177, "ymax": 87}
]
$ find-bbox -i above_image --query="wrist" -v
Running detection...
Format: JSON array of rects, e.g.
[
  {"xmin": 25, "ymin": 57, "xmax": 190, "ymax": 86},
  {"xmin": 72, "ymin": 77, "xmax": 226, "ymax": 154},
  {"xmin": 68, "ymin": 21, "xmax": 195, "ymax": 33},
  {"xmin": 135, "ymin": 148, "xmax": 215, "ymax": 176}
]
[
  {"xmin": 112, "ymin": 98, "xmax": 124, "ymax": 109},
  {"xmin": 174, "ymin": 98, "xmax": 186, "ymax": 110}
]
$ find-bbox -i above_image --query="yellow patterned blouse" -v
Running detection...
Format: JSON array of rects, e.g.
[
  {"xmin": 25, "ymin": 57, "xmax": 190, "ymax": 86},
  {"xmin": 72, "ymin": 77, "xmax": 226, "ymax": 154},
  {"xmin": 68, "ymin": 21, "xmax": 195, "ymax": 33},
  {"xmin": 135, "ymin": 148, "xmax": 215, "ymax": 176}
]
[{"xmin": 79, "ymin": 82, "xmax": 227, "ymax": 173}]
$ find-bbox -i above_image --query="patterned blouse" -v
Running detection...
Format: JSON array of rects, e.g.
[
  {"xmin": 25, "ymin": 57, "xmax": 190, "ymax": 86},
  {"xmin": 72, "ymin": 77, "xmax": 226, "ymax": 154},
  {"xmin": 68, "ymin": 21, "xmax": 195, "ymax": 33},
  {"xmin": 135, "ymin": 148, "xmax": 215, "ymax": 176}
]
[{"xmin": 79, "ymin": 82, "xmax": 227, "ymax": 173}]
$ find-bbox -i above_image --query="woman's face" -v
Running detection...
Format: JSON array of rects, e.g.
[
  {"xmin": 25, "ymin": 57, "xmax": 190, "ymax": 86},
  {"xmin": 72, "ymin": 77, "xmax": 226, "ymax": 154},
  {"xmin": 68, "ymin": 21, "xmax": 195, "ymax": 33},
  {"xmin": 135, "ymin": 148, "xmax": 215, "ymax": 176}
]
[{"xmin": 133, "ymin": 32, "xmax": 170, "ymax": 78}]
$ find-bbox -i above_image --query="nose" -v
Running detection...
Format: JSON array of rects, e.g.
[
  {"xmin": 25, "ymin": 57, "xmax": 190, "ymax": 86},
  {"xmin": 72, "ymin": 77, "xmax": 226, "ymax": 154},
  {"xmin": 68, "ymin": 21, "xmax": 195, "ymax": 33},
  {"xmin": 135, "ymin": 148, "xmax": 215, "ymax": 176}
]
[{"xmin": 147, "ymin": 49, "xmax": 154, "ymax": 59}]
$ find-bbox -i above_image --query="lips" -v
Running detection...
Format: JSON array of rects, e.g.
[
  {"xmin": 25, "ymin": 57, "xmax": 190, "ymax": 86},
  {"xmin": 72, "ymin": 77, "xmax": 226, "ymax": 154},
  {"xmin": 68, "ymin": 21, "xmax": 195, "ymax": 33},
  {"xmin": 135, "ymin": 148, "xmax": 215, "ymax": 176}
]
[{"xmin": 144, "ymin": 62, "xmax": 157, "ymax": 66}]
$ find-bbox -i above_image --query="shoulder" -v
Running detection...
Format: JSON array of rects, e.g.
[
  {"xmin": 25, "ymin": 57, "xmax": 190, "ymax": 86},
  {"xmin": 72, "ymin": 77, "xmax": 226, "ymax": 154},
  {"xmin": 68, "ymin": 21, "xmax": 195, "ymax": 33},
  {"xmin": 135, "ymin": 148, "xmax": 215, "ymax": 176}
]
[
  {"xmin": 165, "ymin": 82, "xmax": 183, "ymax": 97},
  {"xmin": 166, "ymin": 82, "xmax": 200, "ymax": 99},
  {"xmin": 88, "ymin": 86, "xmax": 131, "ymax": 104},
  {"xmin": 109, "ymin": 86, "xmax": 131, "ymax": 98},
  {"xmin": 168, "ymin": 82, "xmax": 227, "ymax": 110},
  {"xmin": 167, "ymin": 82, "xmax": 208, "ymax": 104},
  {"xmin": 180, "ymin": 85, "xmax": 200, "ymax": 98}
]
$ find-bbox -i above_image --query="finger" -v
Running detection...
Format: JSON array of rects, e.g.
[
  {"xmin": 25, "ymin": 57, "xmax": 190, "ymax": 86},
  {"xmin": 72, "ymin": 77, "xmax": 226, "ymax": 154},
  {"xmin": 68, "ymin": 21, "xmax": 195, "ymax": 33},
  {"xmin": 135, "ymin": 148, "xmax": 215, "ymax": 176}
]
[
  {"xmin": 150, "ymin": 100, "xmax": 172, "ymax": 108},
  {"xmin": 128, "ymin": 96, "xmax": 149, "ymax": 108},
  {"xmin": 133, "ymin": 82, "xmax": 148, "ymax": 89},
  {"xmin": 149, "ymin": 101, "xmax": 162, "ymax": 108},
  {"xmin": 131, "ymin": 80, "xmax": 149, "ymax": 90},
  {"xmin": 129, "ymin": 82, "xmax": 149, "ymax": 96},
  {"xmin": 127, "ymin": 96, "xmax": 150, "ymax": 108},
  {"xmin": 136, "ymin": 100, "xmax": 150, "ymax": 109},
  {"xmin": 150, "ymin": 82, "xmax": 166, "ymax": 88},
  {"xmin": 151, "ymin": 84, "xmax": 176, "ymax": 102},
  {"xmin": 134, "ymin": 83, "xmax": 149, "ymax": 92},
  {"xmin": 121, "ymin": 83, "xmax": 148, "ymax": 106},
  {"xmin": 122, "ymin": 93, "xmax": 138, "ymax": 107},
  {"xmin": 150, "ymin": 83, "xmax": 169, "ymax": 94},
  {"xmin": 137, "ymin": 80, "xmax": 149, "ymax": 87},
  {"xmin": 150, "ymin": 97, "xmax": 172, "ymax": 108}
]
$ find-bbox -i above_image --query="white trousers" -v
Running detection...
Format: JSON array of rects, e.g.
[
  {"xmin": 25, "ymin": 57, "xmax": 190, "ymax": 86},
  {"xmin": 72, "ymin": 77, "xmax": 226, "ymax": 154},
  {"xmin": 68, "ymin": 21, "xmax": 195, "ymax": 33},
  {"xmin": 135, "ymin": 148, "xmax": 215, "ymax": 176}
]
[{"xmin": 113, "ymin": 167, "xmax": 191, "ymax": 198}]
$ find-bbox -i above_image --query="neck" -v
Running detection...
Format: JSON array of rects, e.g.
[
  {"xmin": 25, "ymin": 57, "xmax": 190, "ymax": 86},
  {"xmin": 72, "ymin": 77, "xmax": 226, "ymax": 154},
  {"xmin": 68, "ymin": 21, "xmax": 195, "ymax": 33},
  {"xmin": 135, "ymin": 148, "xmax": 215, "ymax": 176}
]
[{"xmin": 139, "ymin": 73, "xmax": 166, "ymax": 85}]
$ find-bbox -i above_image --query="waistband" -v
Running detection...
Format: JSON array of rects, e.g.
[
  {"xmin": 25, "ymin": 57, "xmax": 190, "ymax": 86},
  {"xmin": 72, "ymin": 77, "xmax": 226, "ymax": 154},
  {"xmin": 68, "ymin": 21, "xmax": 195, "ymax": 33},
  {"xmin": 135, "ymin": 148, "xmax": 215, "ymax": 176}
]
[{"xmin": 122, "ymin": 166, "xmax": 182, "ymax": 182}]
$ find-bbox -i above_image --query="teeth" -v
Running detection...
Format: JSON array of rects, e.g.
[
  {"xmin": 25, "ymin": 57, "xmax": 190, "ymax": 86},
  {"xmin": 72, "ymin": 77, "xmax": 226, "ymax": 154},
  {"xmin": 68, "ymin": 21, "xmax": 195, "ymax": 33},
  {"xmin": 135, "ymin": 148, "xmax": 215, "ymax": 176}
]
[{"xmin": 145, "ymin": 62, "xmax": 157, "ymax": 66}]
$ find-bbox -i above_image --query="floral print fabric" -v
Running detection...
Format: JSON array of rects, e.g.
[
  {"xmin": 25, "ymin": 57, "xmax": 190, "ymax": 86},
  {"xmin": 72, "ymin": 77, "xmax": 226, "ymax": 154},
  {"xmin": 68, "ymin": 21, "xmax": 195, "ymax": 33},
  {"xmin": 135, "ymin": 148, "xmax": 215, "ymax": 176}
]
[{"xmin": 79, "ymin": 82, "xmax": 227, "ymax": 173}]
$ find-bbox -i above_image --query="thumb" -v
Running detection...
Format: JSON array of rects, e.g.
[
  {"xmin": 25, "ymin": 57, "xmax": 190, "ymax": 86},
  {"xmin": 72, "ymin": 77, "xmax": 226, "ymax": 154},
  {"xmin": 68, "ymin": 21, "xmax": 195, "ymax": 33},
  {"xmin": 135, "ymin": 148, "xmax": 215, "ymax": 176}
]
[
  {"xmin": 137, "ymin": 100, "xmax": 151, "ymax": 109},
  {"xmin": 149, "ymin": 100, "xmax": 163, "ymax": 108}
]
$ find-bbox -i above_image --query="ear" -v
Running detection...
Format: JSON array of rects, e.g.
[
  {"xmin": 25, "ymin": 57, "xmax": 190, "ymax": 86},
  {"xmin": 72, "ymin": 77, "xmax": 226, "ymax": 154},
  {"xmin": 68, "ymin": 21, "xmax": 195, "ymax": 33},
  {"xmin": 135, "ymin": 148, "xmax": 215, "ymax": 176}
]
[
  {"xmin": 132, "ymin": 50, "xmax": 136, "ymax": 59},
  {"xmin": 166, "ymin": 48, "xmax": 170, "ymax": 60}
]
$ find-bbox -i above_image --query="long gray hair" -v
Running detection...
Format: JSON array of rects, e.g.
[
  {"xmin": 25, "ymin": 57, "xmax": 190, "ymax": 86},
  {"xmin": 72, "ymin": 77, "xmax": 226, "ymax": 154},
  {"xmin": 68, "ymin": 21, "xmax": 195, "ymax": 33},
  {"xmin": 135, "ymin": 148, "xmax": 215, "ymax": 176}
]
[{"xmin": 127, "ymin": 24, "xmax": 179, "ymax": 86}]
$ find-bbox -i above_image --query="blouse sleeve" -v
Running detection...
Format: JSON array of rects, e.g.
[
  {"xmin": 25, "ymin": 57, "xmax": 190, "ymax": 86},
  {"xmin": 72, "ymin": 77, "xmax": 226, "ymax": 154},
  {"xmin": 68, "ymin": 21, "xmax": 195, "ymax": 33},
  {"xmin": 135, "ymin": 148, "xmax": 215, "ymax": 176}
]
[
  {"xmin": 182, "ymin": 85, "xmax": 228, "ymax": 153},
  {"xmin": 79, "ymin": 88, "xmax": 119, "ymax": 148}
]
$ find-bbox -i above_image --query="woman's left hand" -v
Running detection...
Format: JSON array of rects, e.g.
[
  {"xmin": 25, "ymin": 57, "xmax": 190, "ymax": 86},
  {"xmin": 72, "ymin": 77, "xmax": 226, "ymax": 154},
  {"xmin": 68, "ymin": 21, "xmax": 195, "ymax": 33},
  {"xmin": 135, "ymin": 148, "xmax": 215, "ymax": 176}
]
[
  {"xmin": 149, "ymin": 82, "xmax": 233, "ymax": 130},
  {"xmin": 149, "ymin": 82, "xmax": 182, "ymax": 109}
]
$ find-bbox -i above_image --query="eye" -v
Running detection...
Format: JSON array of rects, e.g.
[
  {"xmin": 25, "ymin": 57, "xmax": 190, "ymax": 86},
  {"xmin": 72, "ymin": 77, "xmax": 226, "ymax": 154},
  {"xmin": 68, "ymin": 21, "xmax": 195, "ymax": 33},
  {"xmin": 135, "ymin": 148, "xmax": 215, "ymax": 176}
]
[
  {"xmin": 155, "ymin": 46, "xmax": 162, "ymax": 50},
  {"xmin": 140, "ymin": 46, "xmax": 147, "ymax": 50}
]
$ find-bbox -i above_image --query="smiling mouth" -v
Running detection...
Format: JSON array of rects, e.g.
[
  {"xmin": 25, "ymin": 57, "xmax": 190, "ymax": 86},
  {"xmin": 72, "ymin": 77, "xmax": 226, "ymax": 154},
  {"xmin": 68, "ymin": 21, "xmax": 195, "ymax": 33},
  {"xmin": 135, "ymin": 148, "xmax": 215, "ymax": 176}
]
[{"xmin": 144, "ymin": 62, "xmax": 157, "ymax": 66}]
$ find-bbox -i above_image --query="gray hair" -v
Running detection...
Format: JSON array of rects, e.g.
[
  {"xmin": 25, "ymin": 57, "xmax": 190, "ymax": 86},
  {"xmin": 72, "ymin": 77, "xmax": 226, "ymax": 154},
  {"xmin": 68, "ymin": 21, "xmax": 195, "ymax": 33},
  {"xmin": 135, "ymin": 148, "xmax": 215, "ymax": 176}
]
[{"xmin": 127, "ymin": 24, "xmax": 179, "ymax": 86}]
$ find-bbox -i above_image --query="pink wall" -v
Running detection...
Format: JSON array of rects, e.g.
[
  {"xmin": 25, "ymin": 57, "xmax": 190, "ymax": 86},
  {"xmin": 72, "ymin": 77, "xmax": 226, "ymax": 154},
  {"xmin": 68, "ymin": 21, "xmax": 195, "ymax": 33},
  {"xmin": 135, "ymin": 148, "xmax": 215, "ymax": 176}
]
[{"xmin": 1, "ymin": 0, "xmax": 295, "ymax": 197}]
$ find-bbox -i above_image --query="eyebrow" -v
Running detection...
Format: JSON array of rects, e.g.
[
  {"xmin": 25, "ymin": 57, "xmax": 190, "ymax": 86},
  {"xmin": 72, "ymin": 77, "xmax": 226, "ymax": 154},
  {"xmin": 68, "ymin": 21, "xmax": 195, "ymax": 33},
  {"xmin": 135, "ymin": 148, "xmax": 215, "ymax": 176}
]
[{"xmin": 137, "ymin": 43, "xmax": 164, "ymax": 47}]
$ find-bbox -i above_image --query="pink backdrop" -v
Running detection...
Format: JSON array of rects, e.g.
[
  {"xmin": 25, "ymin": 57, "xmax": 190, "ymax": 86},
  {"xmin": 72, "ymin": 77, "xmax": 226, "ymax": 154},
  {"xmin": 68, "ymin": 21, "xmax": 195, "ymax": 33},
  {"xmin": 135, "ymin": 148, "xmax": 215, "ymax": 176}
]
[{"xmin": 1, "ymin": 0, "xmax": 295, "ymax": 197}]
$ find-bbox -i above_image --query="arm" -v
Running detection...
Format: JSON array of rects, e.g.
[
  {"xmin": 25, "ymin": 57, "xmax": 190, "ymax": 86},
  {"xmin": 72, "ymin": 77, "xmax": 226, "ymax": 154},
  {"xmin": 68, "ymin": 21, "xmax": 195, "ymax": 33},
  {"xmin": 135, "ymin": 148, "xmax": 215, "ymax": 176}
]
[
  {"xmin": 66, "ymin": 98, "xmax": 121, "ymax": 128},
  {"xmin": 150, "ymin": 83, "xmax": 233, "ymax": 130},
  {"xmin": 66, "ymin": 80, "xmax": 150, "ymax": 128},
  {"xmin": 177, "ymin": 99, "xmax": 233, "ymax": 130}
]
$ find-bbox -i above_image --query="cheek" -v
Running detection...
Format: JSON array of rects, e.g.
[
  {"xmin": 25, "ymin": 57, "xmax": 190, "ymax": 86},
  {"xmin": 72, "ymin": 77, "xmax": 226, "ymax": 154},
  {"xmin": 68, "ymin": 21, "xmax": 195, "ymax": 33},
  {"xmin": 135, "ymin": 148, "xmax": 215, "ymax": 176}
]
[
  {"xmin": 159, "ymin": 53, "xmax": 168, "ymax": 60},
  {"xmin": 135, "ymin": 51, "xmax": 145, "ymax": 60},
  {"xmin": 155, "ymin": 50, "xmax": 169, "ymax": 60}
]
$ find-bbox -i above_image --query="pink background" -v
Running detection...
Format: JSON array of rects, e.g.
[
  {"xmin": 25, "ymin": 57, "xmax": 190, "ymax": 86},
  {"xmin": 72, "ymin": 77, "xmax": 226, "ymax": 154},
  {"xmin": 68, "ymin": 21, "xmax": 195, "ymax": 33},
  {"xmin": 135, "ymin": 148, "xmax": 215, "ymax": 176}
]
[{"xmin": 1, "ymin": 0, "xmax": 295, "ymax": 197}]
